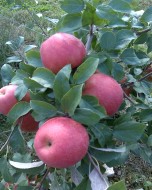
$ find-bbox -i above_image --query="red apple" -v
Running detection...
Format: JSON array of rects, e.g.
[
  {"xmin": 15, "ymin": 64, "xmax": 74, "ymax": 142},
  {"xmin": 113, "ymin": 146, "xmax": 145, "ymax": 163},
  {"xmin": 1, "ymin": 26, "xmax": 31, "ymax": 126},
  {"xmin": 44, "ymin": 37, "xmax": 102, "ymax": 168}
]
[
  {"xmin": 0, "ymin": 84, "xmax": 30, "ymax": 115},
  {"xmin": 40, "ymin": 32, "xmax": 86, "ymax": 73},
  {"xmin": 19, "ymin": 112, "xmax": 39, "ymax": 132},
  {"xmin": 34, "ymin": 117, "xmax": 89, "ymax": 168},
  {"xmin": 82, "ymin": 72, "xmax": 124, "ymax": 116}
]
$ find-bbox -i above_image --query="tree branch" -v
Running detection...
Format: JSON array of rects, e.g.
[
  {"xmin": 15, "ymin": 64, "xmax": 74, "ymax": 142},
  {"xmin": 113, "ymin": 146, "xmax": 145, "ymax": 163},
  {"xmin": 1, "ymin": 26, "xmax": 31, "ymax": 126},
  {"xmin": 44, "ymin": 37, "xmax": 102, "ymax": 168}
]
[
  {"xmin": 123, "ymin": 90, "xmax": 135, "ymax": 104},
  {"xmin": 139, "ymin": 71, "xmax": 152, "ymax": 82}
]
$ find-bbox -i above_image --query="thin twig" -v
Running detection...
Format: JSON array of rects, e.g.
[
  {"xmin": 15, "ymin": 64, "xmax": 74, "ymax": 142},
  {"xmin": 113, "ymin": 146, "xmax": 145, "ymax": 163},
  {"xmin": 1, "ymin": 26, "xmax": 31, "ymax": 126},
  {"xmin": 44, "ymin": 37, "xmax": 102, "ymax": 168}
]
[
  {"xmin": 139, "ymin": 71, "xmax": 152, "ymax": 82},
  {"xmin": 34, "ymin": 167, "xmax": 50, "ymax": 190},
  {"xmin": 87, "ymin": 152, "xmax": 103, "ymax": 179},
  {"xmin": 123, "ymin": 90, "xmax": 135, "ymax": 104},
  {"xmin": 0, "ymin": 128, "xmax": 14, "ymax": 153}
]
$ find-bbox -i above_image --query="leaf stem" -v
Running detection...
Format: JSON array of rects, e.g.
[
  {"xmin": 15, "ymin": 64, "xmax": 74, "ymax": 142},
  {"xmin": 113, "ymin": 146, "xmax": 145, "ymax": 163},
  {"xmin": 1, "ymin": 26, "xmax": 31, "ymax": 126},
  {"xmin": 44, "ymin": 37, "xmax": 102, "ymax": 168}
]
[{"xmin": 85, "ymin": 24, "xmax": 94, "ymax": 53}]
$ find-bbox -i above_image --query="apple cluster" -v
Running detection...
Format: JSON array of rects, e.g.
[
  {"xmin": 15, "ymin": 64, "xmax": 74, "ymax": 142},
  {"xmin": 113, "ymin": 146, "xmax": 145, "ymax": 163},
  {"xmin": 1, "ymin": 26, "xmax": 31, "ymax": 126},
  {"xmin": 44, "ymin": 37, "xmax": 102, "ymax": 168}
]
[{"xmin": 0, "ymin": 32, "xmax": 124, "ymax": 169}]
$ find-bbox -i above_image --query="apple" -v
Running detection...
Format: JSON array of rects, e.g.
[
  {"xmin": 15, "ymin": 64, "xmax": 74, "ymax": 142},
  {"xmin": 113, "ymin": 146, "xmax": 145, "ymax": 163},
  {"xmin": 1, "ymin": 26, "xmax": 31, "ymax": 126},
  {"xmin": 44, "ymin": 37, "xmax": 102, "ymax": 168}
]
[
  {"xmin": 0, "ymin": 84, "xmax": 38, "ymax": 132},
  {"xmin": 82, "ymin": 72, "xmax": 124, "ymax": 116},
  {"xmin": 34, "ymin": 117, "xmax": 89, "ymax": 168},
  {"xmin": 0, "ymin": 84, "xmax": 30, "ymax": 115},
  {"xmin": 19, "ymin": 112, "xmax": 39, "ymax": 132},
  {"xmin": 40, "ymin": 32, "xmax": 86, "ymax": 73}
]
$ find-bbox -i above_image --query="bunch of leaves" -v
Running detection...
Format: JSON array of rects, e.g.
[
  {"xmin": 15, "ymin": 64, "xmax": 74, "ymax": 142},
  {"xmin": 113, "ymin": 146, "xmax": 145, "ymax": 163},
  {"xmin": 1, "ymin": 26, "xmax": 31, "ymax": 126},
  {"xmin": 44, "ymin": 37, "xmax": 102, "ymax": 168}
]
[{"xmin": 0, "ymin": 0, "xmax": 152, "ymax": 189}]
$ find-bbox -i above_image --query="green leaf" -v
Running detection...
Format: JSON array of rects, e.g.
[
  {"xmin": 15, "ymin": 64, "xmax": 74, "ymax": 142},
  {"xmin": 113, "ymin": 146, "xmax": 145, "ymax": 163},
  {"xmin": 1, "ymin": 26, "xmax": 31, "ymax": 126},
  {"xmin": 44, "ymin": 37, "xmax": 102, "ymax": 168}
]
[
  {"xmin": 90, "ymin": 148, "xmax": 121, "ymax": 163},
  {"xmin": 11, "ymin": 69, "xmax": 30, "ymax": 85},
  {"xmin": 100, "ymin": 32, "xmax": 116, "ymax": 51},
  {"xmin": 61, "ymin": 0, "xmax": 84, "ymax": 13},
  {"xmin": 7, "ymin": 101, "xmax": 31, "ymax": 124},
  {"xmin": 109, "ymin": 17, "xmax": 127, "ymax": 28},
  {"xmin": 74, "ymin": 177, "xmax": 91, "ymax": 190},
  {"xmin": 147, "ymin": 36, "xmax": 152, "ymax": 53},
  {"xmin": 80, "ymin": 95, "xmax": 106, "ymax": 119},
  {"xmin": 139, "ymin": 109, "xmax": 152, "ymax": 122},
  {"xmin": 108, "ymin": 180, "xmax": 127, "ymax": 190},
  {"xmin": 61, "ymin": 84, "xmax": 83, "ymax": 116},
  {"xmin": 15, "ymin": 84, "xmax": 28, "ymax": 101},
  {"xmin": 9, "ymin": 160, "xmax": 45, "ymax": 175},
  {"xmin": 82, "ymin": 3, "xmax": 105, "ymax": 26},
  {"xmin": 73, "ymin": 57, "xmax": 99, "ymax": 84},
  {"xmin": 56, "ymin": 13, "xmax": 82, "ymax": 33},
  {"xmin": 9, "ymin": 126, "xmax": 25, "ymax": 153},
  {"xmin": 30, "ymin": 100, "xmax": 57, "ymax": 121},
  {"xmin": 115, "ymin": 29, "xmax": 136, "ymax": 49},
  {"xmin": 16, "ymin": 186, "xmax": 33, "ymax": 190},
  {"xmin": 147, "ymin": 135, "xmax": 152, "ymax": 147},
  {"xmin": 113, "ymin": 121, "xmax": 146, "ymax": 142},
  {"xmin": 72, "ymin": 108, "xmax": 100, "ymax": 125},
  {"xmin": 96, "ymin": 5, "xmax": 118, "ymax": 21},
  {"xmin": 19, "ymin": 62, "xmax": 35, "ymax": 76},
  {"xmin": 1, "ymin": 64, "xmax": 15, "ymax": 85},
  {"xmin": 26, "ymin": 50, "xmax": 43, "ymax": 67},
  {"xmin": 141, "ymin": 6, "xmax": 152, "ymax": 22},
  {"xmin": 111, "ymin": 62, "xmax": 124, "ymax": 81},
  {"xmin": 24, "ymin": 78, "xmax": 46, "ymax": 92},
  {"xmin": 53, "ymin": 65, "xmax": 71, "ymax": 102},
  {"xmin": 70, "ymin": 166, "xmax": 83, "ymax": 186},
  {"xmin": 6, "ymin": 56, "xmax": 22, "ymax": 63},
  {"xmin": 0, "ymin": 157, "xmax": 14, "ymax": 183},
  {"xmin": 24, "ymin": 45, "xmax": 37, "ymax": 52},
  {"xmin": 32, "ymin": 67, "xmax": 55, "ymax": 88},
  {"xmin": 120, "ymin": 48, "xmax": 141, "ymax": 65},
  {"xmin": 109, "ymin": 0, "xmax": 131, "ymax": 13}
]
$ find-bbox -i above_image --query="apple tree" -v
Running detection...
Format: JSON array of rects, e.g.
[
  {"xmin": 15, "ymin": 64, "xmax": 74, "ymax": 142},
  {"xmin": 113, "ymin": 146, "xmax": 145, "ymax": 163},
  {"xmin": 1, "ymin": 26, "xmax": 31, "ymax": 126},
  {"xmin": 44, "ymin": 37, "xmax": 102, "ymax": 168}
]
[{"xmin": 0, "ymin": 0, "xmax": 152, "ymax": 189}]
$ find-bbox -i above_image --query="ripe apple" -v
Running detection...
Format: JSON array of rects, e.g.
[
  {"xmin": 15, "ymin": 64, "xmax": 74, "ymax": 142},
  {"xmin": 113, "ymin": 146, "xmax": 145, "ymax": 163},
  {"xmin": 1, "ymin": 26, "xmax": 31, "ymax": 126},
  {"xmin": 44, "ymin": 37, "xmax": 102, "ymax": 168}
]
[
  {"xmin": 19, "ymin": 112, "xmax": 39, "ymax": 132},
  {"xmin": 0, "ymin": 84, "xmax": 30, "ymax": 115},
  {"xmin": 82, "ymin": 72, "xmax": 124, "ymax": 116},
  {"xmin": 34, "ymin": 117, "xmax": 89, "ymax": 168},
  {"xmin": 0, "ymin": 84, "xmax": 38, "ymax": 132},
  {"xmin": 40, "ymin": 32, "xmax": 86, "ymax": 73}
]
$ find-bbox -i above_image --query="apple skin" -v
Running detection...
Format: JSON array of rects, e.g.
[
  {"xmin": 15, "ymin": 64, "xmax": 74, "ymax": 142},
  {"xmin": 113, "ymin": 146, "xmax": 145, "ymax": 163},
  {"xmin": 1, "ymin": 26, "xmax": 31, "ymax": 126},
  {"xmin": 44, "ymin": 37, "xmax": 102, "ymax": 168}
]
[
  {"xmin": 19, "ymin": 112, "xmax": 39, "ymax": 132},
  {"xmin": 82, "ymin": 72, "xmax": 124, "ymax": 116},
  {"xmin": 34, "ymin": 117, "xmax": 89, "ymax": 168},
  {"xmin": 40, "ymin": 32, "xmax": 86, "ymax": 73},
  {"xmin": 0, "ymin": 84, "xmax": 30, "ymax": 115}
]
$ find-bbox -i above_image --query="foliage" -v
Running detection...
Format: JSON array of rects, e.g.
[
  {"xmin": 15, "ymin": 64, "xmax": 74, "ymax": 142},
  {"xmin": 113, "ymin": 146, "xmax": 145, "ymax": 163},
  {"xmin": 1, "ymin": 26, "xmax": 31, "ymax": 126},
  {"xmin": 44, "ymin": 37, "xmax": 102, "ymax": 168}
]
[{"xmin": 0, "ymin": 0, "xmax": 152, "ymax": 189}]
